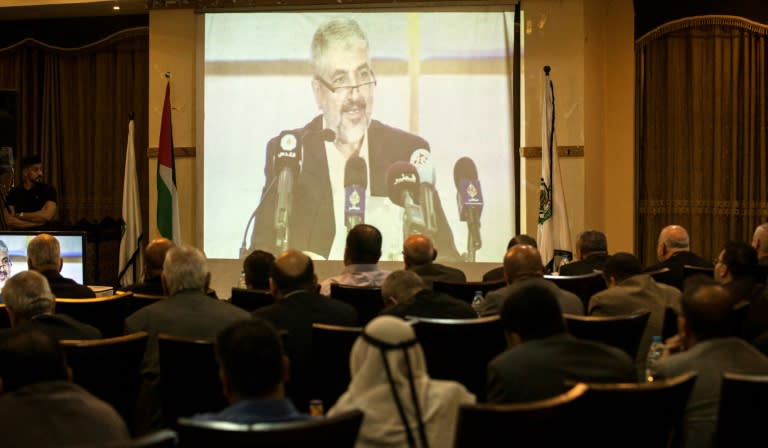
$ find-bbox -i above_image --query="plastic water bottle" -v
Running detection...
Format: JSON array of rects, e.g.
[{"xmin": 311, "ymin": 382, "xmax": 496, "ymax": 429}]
[
  {"xmin": 471, "ymin": 290, "xmax": 484, "ymax": 316},
  {"xmin": 645, "ymin": 335, "xmax": 665, "ymax": 382}
]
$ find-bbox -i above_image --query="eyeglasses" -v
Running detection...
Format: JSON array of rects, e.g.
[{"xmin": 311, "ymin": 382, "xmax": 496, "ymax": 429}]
[
  {"xmin": 315, "ymin": 70, "xmax": 377, "ymax": 95},
  {"xmin": 0, "ymin": 259, "xmax": 11, "ymax": 269}
]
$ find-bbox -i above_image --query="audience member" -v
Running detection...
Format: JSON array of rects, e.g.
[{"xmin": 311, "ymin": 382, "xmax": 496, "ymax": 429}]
[
  {"xmin": 0, "ymin": 239, "xmax": 11, "ymax": 286},
  {"xmin": 0, "ymin": 329, "xmax": 129, "ymax": 446},
  {"xmin": 329, "ymin": 315, "xmax": 475, "ymax": 447},
  {"xmin": 242, "ymin": 249, "xmax": 275, "ymax": 290},
  {"xmin": 380, "ymin": 270, "xmax": 476, "ymax": 319},
  {"xmin": 588, "ymin": 252, "xmax": 681, "ymax": 375},
  {"xmin": 191, "ymin": 319, "xmax": 309, "ymax": 423},
  {"xmin": 751, "ymin": 222, "xmax": 768, "ymax": 267},
  {"xmin": 478, "ymin": 244, "xmax": 584, "ymax": 316},
  {"xmin": 482, "ymin": 234, "xmax": 537, "ymax": 282},
  {"xmin": 254, "ymin": 250, "xmax": 357, "ymax": 410},
  {"xmin": 320, "ymin": 224, "xmax": 390, "ymax": 296},
  {"xmin": 4, "ymin": 154, "xmax": 57, "ymax": 230},
  {"xmin": 124, "ymin": 237, "xmax": 175, "ymax": 295},
  {"xmin": 486, "ymin": 278, "xmax": 636, "ymax": 403},
  {"xmin": 644, "ymin": 224, "xmax": 712, "ymax": 290},
  {"xmin": 655, "ymin": 283, "xmax": 768, "ymax": 448},
  {"xmin": 402, "ymin": 234, "xmax": 465, "ymax": 288},
  {"xmin": 713, "ymin": 241, "xmax": 763, "ymax": 305},
  {"xmin": 559, "ymin": 229, "xmax": 609, "ymax": 276},
  {"xmin": 27, "ymin": 233, "xmax": 95, "ymax": 298},
  {"xmin": 3, "ymin": 271, "xmax": 101, "ymax": 340}
]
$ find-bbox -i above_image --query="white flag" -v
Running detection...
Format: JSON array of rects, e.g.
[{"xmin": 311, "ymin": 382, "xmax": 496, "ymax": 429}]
[
  {"xmin": 537, "ymin": 68, "xmax": 572, "ymax": 271},
  {"xmin": 118, "ymin": 118, "xmax": 144, "ymax": 286}
]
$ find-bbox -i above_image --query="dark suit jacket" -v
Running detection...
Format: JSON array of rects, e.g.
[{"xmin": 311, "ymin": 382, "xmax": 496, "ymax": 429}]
[
  {"xmin": 18, "ymin": 314, "xmax": 102, "ymax": 340},
  {"xmin": 559, "ymin": 253, "xmax": 610, "ymax": 276},
  {"xmin": 487, "ymin": 333, "xmax": 637, "ymax": 403},
  {"xmin": 644, "ymin": 251, "xmax": 712, "ymax": 290},
  {"xmin": 252, "ymin": 289, "xmax": 358, "ymax": 410},
  {"xmin": 252, "ymin": 116, "xmax": 459, "ymax": 260},
  {"xmin": 408, "ymin": 263, "xmax": 466, "ymax": 289},
  {"xmin": 382, "ymin": 288, "xmax": 476, "ymax": 319},
  {"xmin": 124, "ymin": 276, "xmax": 164, "ymax": 296},
  {"xmin": 41, "ymin": 270, "xmax": 95, "ymax": 298}
]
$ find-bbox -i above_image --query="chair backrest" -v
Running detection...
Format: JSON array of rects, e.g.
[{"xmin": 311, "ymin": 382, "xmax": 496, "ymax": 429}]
[
  {"xmin": 564, "ymin": 311, "xmax": 651, "ymax": 359},
  {"xmin": 60, "ymin": 331, "xmax": 149, "ymax": 432},
  {"xmin": 432, "ymin": 279, "xmax": 506, "ymax": 304},
  {"xmin": 683, "ymin": 264, "xmax": 715, "ymax": 282},
  {"xmin": 311, "ymin": 323, "xmax": 362, "ymax": 408},
  {"xmin": 176, "ymin": 409, "xmax": 364, "ymax": 448},
  {"xmin": 453, "ymin": 383, "xmax": 588, "ymax": 447},
  {"xmin": 648, "ymin": 267, "xmax": 671, "ymax": 283},
  {"xmin": 410, "ymin": 315, "xmax": 507, "ymax": 400},
  {"xmin": 329, "ymin": 284, "xmax": 383, "ymax": 326},
  {"xmin": 0, "ymin": 303, "xmax": 10, "ymax": 329},
  {"xmin": 575, "ymin": 372, "xmax": 697, "ymax": 447},
  {"xmin": 128, "ymin": 293, "xmax": 167, "ymax": 316},
  {"xmin": 55, "ymin": 291, "xmax": 133, "ymax": 337},
  {"xmin": 229, "ymin": 287, "xmax": 275, "ymax": 312},
  {"xmin": 544, "ymin": 272, "xmax": 607, "ymax": 310},
  {"xmin": 158, "ymin": 334, "xmax": 227, "ymax": 427},
  {"xmin": 716, "ymin": 372, "xmax": 768, "ymax": 447},
  {"xmin": 662, "ymin": 306, "xmax": 679, "ymax": 340},
  {"xmin": 130, "ymin": 429, "xmax": 179, "ymax": 448}
]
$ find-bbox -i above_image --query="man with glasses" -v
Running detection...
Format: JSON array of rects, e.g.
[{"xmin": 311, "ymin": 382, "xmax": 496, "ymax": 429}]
[
  {"xmin": 0, "ymin": 239, "xmax": 11, "ymax": 287},
  {"xmin": 251, "ymin": 18, "xmax": 458, "ymax": 261}
]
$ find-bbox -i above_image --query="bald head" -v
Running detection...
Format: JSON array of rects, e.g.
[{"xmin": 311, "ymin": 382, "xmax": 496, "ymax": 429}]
[
  {"xmin": 145, "ymin": 238, "xmax": 175, "ymax": 279},
  {"xmin": 403, "ymin": 234, "xmax": 436, "ymax": 268},
  {"xmin": 681, "ymin": 283, "xmax": 734, "ymax": 342},
  {"xmin": 503, "ymin": 244, "xmax": 545, "ymax": 284},
  {"xmin": 752, "ymin": 223, "xmax": 768, "ymax": 259},
  {"xmin": 269, "ymin": 250, "xmax": 316, "ymax": 294},
  {"xmin": 27, "ymin": 234, "xmax": 61, "ymax": 272},
  {"xmin": 657, "ymin": 225, "xmax": 690, "ymax": 261}
]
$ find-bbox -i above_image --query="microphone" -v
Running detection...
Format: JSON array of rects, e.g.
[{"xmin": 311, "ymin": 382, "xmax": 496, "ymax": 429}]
[
  {"xmin": 453, "ymin": 157, "xmax": 484, "ymax": 261},
  {"xmin": 386, "ymin": 162, "xmax": 426, "ymax": 241},
  {"xmin": 410, "ymin": 148, "xmax": 438, "ymax": 237},
  {"xmin": 344, "ymin": 156, "xmax": 367, "ymax": 232}
]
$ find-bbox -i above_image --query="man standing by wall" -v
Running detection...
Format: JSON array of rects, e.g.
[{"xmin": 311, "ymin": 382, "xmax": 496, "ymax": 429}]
[{"xmin": 4, "ymin": 155, "xmax": 57, "ymax": 229}]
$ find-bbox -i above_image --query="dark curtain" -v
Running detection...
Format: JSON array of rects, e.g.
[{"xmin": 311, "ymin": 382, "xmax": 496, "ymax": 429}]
[
  {"xmin": 0, "ymin": 27, "xmax": 149, "ymax": 226},
  {"xmin": 636, "ymin": 17, "xmax": 768, "ymax": 265}
]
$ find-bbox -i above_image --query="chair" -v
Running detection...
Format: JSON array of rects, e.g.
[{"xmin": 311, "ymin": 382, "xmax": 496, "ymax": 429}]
[
  {"xmin": 0, "ymin": 303, "xmax": 10, "ymax": 328},
  {"xmin": 410, "ymin": 315, "xmax": 507, "ymax": 400},
  {"xmin": 311, "ymin": 323, "xmax": 362, "ymax": 408},
  {"xmin": 716, "ymin": 372, "xmax": 768, "ymax": 447},
  {"xmin": 128, "ymin": 293, "xmax": 166, "ymax": 316},
  {"xmin": 574, "ymin": 372, "xmax": 697, "ymax": 447},
  {"xmin": 229, "ymin": 287, "xmax": 274, "ymax": 312},
  {"xmin": 130, "ymin": 429, "xmax": 178, "ymax": 448},
  {"xmin": 158, "ymin": 334, "xmax": 227, "ymax": 427},
  {"xmin": 432, "ymin": 279, "xmax": 506, "ymax": 304},
  {"xmin": 55, "ymin": 291, "xmax": 133, "ymax": 337},
  {"xmin": 564, "ymin": 311, "xmax": 651, "ymax": 359},
  {"xmin": 176, "ymin": 409, "xmax": 364, "ymax": 448},
  {"xmin": 683, "ymin": 264, "xmax": 714, "ymax": 283},
  {"xmin": 453, "ymin": 383, "xmax": 588, "ymax": 447},
  {"xmin": 329, "ymin": 284, "xmax": 384, "ymax": 326},
  {"xmin": 647, "ymin": 267, "xmax": 671, "ymax": 283},
  {"xmin": 60, "ymin": 331, "xmax": 148, "ymax": 433},
  {"xmin": 544, "ymin": 272, "xmax": 607, "ymax": 310},
  {"xmin": 662, "ymin": 306, "xmax": 679, "ymax": 340}
]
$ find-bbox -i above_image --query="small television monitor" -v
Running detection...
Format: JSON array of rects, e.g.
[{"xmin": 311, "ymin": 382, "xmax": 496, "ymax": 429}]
[{"xmin": 0, "ymin": 230, "xmax": 87, "ymax": 290}]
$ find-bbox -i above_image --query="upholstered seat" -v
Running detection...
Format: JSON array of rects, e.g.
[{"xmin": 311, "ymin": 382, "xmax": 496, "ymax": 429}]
[
  {"xmin": 716, "ymin": 372, "xmax": 768, "ymax": 447},
  {"xmin": 311, "ymin": 323, "xmax": 362, "ymax": 408},
  {"xmin": 55, "ymin": 291, "xmax": 133, "ymax": 337},
  {"xmin": 564, "ymin": 311, "xmax": 651, "ymax": 359},
  {"xmin": 229, "ymin": 287, "xmax": 274, "ymax": 312},
  {"xmin": 544, "ymin": 272, "xmax": 607, "ymax": 310},
  {"xmin": 432, "ymin": 279, "xmax": 506, "ymax": 304},
  {"xmin": 329, "ymin": 284, "xmax": 383, "ymax": 326}
]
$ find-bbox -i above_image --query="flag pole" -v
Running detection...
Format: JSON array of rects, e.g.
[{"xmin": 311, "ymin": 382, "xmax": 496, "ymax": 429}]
[{"xmin": 544, "ymin": 66, "xmax": 553, "ymax": 196}]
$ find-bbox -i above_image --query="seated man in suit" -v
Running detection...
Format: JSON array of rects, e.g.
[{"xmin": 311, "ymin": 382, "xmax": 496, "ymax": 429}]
[
  {"xmin": 381, "ymin": 270, "xmax": 476, "ymax": 320},
  {"xmin": 403, "ymin": 234, "xmax": 465, "ymax": 288},
  {"xmin": 479, "ymin": 244, "xmax": 584, "ymax": 316},
  {"xmin": 319, "ymin": 224, "xmax": 390, "ymax": 296},
  {"xmin": 486, "ymin": 278, "xmax": 636, "ymax": 403},
  {"xmin": 713, "ymin": 241, "xmax": 763, "ymax": 306},
  {"xmin": 242, "ymin": 249, "xmax": 275, "ymax": 290},
  {"xmin": 124, "ymin": 237, "xmax": 175, "ymax": 296},
  {"xmin": 655, "ymin": 283, "xmax": 768, "ymax": 448},
  {"xmin": 254, "ymin": 249, "xmax": 357, "ymax": 411},
  {"xmin": 191, "ymin": 319, "xmax": 309, "ymax": 424},
  {"xmin": 27, "ymin": 233, "xmax": 94, "ymax": 298},
  {"xmin": 482, "ymin": 234, "xmax": 537, "ymax": 282},
  {"xmin": 2, "ymin": 270, "xmax": 101, "ymax": 340},
  {"xmin": 644, "ymin": 224, "xmax": 712, "ymax": 290},
  {"xmin": 0, "ymin": 329, "xmax": 129, "ymax": 446},
  {"xmin": 559, "ymin": 229, "xmax": 609, "ymax": 276}
]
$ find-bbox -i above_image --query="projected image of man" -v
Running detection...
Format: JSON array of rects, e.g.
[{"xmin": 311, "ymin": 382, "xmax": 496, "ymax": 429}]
[
  {"xmin": 251, "ymin": 18, "xmax": 459, "ymax": 261},
  {"xmin": 0, "ymin": 239, "xmax": 11, "ymax": 288}
]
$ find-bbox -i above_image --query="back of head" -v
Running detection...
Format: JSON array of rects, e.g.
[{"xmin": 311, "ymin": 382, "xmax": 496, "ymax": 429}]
[
  {"xmin": 162, "ymin": 245, "xmax": 209, "ymax": 296},
  {"xmin": 503, "ymin": 244, "xmax": 544, "ymax": 283},
  {"xmin": 500, "ymin": 278, "xmax": 566, "ymax": 340},
  {"xmin": 681, "ymin": 283, "xmax": 733, "ymax": 341},
  {"xmin": 577, "ymin": 230, "xmax": 607, "ymax": 256},
  {"xmin": 507, "ymin": 234, "xmax": 537, "ymax": 250},
  {"xmin": 144, "ymin": 238, "xmax": 175, "ymax": 278},
  {"xmin": 269, "ymin": 250, "xmax": 315, "ymax": 293},
  {"xmin": 720, "ymin": 240, "xmax": 758, "ymax": 279},
  {"xmin": 660, "ymin": 225, "xmax": 690, "ymax": 250},
  {"xmin": 402, "ymin": 234, "xmax": 435, "ymax": 267},
  {"xmin": 602, "ymin": 252, "xmax": 643, "ymax": 283},
  {"xmin": 20, "ymin": 154, "xmax": 41, "ymax": 171},
  {"xmin": 2, "ymin": 271, "xmax": 55, "ymax": 321},
  {"xmin": 216, "ymin": 319, "xmax": 285, "ymax": 399},
  {"xmin": 311, "ymin": 18, "xmax": 369, "ymax": 76},
  {"xmin": 27, "ymin": 234, "xmax": 60, "ymax": 271},
  {"xmin": 0, "ymin": 329, "xmax": 68, "ymax": 392},
  {"xmin": 752, "ymin": 223, "xmax": 768, "ymax": 255},
  {"xmin": 346, "ymin": 224, "xmax": 382, "ymax": 264},
  {"xmin": 243, "ymin": 250, "xmax": 275, "ymax": 289},
  {"xmin": 381, "ymin": 270, "xmax": 425, "ymax": 303}
]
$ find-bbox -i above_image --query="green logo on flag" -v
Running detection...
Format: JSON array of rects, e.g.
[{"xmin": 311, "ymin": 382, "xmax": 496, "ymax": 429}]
[{"xmin": 538, "ymin": 178, "xmax": 552, "ymax": 224}]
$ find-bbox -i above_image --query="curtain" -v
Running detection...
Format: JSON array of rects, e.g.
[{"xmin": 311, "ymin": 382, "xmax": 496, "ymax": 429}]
[
  {"xmin": 636, "ymin": 17, "xmax": 768, "ymax": 265},
  {"xmin": 0, "ymin": 27, "xmax": 149, "ymax": 226}
]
